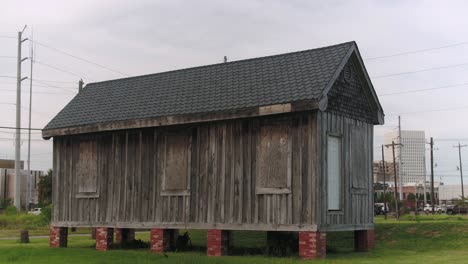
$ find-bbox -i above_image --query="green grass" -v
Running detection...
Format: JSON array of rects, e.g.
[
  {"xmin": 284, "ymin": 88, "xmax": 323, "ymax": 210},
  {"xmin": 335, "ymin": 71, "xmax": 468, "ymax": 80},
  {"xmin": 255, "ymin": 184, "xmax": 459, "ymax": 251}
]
[
  {"xmin": 0, "ymin": 213, "xmax": 90, "ymax": 238},
  {"xmin": 0, "ymin": 215, "xmax": 466, "ymax": 263}
]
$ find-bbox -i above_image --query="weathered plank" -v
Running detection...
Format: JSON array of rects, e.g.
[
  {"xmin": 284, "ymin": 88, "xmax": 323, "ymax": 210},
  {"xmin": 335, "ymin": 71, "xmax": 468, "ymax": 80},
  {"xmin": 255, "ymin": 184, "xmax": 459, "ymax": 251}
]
[{"xmin": 51, "ymin": 111, "xmax": 373, "ymax": 232}]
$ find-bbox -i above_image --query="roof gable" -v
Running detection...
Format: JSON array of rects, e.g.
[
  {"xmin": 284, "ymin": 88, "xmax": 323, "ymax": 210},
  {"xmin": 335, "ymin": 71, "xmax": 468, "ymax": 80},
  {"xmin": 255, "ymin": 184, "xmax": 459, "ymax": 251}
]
[
  {"xmin": 326, "ymin": 52, "xmax": 382, "ymax": 124},
  {"xmin": 43, "ymin": 41, "xmax": 383, "ymax": 137}
]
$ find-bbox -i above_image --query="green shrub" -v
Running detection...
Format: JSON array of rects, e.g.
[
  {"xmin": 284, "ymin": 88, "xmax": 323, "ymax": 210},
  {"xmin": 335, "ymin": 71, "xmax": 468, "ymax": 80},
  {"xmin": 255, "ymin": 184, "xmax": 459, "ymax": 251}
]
[
  {"xmin": 5, "ymin": 206, "xmax": 18, "ymax": 215},
  {"xmin": 0, "ymin": 205, "xmax": 52, "ymax": 230},
  {"xmin": 0, "ymin": 198, "xmax": 12, "ymax": 208},
  {"xmin": 40, "ymin": 205, "xmax": 52, "ymax": 224}
]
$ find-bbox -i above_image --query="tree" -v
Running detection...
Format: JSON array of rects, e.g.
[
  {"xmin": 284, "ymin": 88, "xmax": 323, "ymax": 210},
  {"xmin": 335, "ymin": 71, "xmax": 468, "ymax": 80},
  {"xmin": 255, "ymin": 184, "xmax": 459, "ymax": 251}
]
[
  {"xmin": 407, "ymin": 193, "xmax": 416, "ymax": 201},
  {"xmin": 38, "ymin": 169, "xmax": 52, "ymax": 206}
]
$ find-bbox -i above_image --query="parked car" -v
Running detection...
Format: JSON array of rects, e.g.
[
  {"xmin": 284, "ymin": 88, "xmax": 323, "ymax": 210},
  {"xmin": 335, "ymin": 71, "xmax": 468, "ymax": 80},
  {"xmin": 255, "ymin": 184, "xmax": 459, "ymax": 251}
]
[
  {"xmin": 423, "ymin": 204, "xmax": 442, "ymax": 213},
  {"xmin": 446, "ymin": 205, "xmax": 468, "ymax": 215},
  {"xmin": 374, "ymin": 203, "xmax": 389, "ymax": 215},
  {"xmin": 28, "ymin": 208, "xmax": 42, "ymax": 215}
]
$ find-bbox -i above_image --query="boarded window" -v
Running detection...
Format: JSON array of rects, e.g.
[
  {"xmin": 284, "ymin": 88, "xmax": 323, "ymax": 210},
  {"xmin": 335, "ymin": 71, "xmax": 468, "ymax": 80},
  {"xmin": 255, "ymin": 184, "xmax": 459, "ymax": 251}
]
[
  {"xmin": 256, "ymin": 121, "xmax": 291, "ymax": 194},
  {"xmin": 350, "ymin": 125, "xmax": 367, "ymax": 189},
  {"xmin": 161, "ymin": 132, "xmax": 191, "ymax": 195},
  {"xmin": 78, "ymin": 140, "xmax": 98, "ymax": 194},
  {"xmin": 327, "ymin": 135, "xmax": 341, "ymax": 210}
]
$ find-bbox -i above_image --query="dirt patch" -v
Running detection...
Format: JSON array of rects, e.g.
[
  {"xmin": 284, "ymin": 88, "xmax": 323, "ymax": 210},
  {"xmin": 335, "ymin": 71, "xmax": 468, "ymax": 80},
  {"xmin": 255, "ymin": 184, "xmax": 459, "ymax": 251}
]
[
  {"xmin": 406, "ymin": 227, "xmax": 418, "ymax": 234},
  {"xmin": 423, "ymin": 231, "xmax": 441, "ymax": 238},
  {"xmin": 454, "ymin": 227, "xmax": 468, "ymax": 233}
]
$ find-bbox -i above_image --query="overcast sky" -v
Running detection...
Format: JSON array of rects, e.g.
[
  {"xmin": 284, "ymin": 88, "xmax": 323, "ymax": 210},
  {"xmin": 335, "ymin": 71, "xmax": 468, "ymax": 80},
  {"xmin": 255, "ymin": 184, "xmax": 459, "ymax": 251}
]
[{"xmin": 1, "ymin": 0, "xmax": 468, "ymax": 184}]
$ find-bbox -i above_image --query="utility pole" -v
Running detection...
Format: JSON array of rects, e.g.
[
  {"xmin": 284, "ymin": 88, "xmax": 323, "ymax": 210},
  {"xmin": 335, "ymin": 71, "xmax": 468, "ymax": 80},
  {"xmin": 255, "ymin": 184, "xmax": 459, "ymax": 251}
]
[
  {"xmin": 398, "ymin": 116, "xmax": 403, "ymax": 200},
  {"xmin": 454, "ymin": 143, "xmax": 466, "ymax": 200},
  {"xmin": 26, "ymin": 32, "xmax": 34, "ymax": 211},
  {"xmin": 386, "ymin": 141, "xmax": 403, "ymax": 219},
  {"xmin": 423, "ymin": 154, "xmax": 427, "ymax": 207},
  {"xmin": 427, "ymin": 137, "xmax": 435, "ymax": 213},
  {"xmin": 14, "ymin": 25, "xmax": 28, "ymax": 211},
  {"xmin": 381, "ymin": 144, "xmax": 387, "ymax": 220}
]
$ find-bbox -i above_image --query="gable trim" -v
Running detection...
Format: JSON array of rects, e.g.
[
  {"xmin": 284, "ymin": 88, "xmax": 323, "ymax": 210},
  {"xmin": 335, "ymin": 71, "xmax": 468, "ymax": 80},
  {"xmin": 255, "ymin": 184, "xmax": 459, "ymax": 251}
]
[
  {"xmin": 320, "ymin": 44, "xmax": 356, "ymax": 102},
  {"xmin": 320, "ymin": 43, "xmax": 384, "ymax": 124}
]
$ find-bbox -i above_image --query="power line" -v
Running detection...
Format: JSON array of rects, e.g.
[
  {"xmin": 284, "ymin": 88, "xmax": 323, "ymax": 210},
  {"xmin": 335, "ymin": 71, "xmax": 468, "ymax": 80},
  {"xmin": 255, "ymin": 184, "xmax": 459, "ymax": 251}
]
[
  {"xmin": 30, "ymin": 152, "xmax": 52, "ymax": 156},
  {"xmin": 0, "ymin": 126, "xmax": 42, "ymax": 130},
  {"xmin": 0, "ymin": 36, "xmax": 16, "ymax": 39},
  {"xmin": 434, "ymin": 138, "xmax": 468, "ymax": 141},
  {"xmin": 372, "ymin": 62, "xmax": 468, "ymax": 79},
  {"xmin": 30, "ymin": 39, "xmax": 130, "ymax": 76},
  {"xmin": 33, "ymin": 79, "xmax": 76, "ymax": 93},
  {"xmin": 365, "ymin": 41, "xmax": 468, "ymax": 61},
  {"xmin": 388, "ymin": 105, "xmax": 468, "ymax": 116},
  {"xmin": 33, "ymin": 79, "xmax": 76, "ymax": 84},
  {"xmin": 379, "ymin": 82, "xmax": 468, "ymax": 96},
  {"xmin": 0, "ymin": 130, "xmax": 42, "ymax": 135},
  {"xmin": 0, "ymin": 88, "xmax": 73, "ymax": 95},
  {"xmin": 0, "ymin": 81, "xmax": 76, "ymax": 89},
  {"xmin": 0, "ymin": 137, "xmax": 48, "ymax": 142},
  {"xmin": 0, "ymin": 56, "xmax": 16, "ymax": 59},
  {"xmin": 0, "ymin": 76, "xmax": 16, "ymax": 79},
  {"xmin": 34, "ymin": 59, "xmax": 96, "ymax": 82}
]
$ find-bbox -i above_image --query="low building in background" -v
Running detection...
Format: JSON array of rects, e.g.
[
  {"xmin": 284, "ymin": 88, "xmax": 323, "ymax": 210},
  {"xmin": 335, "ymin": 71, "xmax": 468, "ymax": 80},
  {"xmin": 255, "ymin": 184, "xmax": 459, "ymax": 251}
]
[
  {"xmin": 0, "ymin": 167, "xmax": 44, "ymax": 209},
  {"xmin": 373, "ymin": 161, "xmax": 398, "ymax": 183},
  {"xmin": 439, "ymin": 185, "xmax": 468, "ymax": 205},
  {"xmin": 0, "ymin": 159, "xmax": 24, "ymax": 169}
]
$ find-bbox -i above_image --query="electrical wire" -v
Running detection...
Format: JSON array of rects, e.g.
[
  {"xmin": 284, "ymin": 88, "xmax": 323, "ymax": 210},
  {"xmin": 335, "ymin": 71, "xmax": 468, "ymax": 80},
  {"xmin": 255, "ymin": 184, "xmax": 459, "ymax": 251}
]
[
  {"xmin": 34, "ymin": 59, "xmax": 96, "ymax": 82},
  {"xmin": 372, "ymin": 62, "xmax": 468, "ymax": 79},
  {"xmin": 388, "ymin": 106, "xmax": 468, "ymax": 116},
  {"xmin": 30, "ymin": 39, "xmax": 130, "ymax": 76},
  {"xmin": 378, "ymin": 82, "xmax": 468, "ymax": 96},
  {"xmin": 0, "ymin": 137, "xmax": 48, "ymax": 142},
  {"xmin": 32, "ymin": 79, "xmax": 76, "ymax": 84},
  {"xmin": 33, "ymin": 79, "xmax": 76, "ymax": 93},
  {"xmin": 0, "ymin": 126, "xmax": 42, "ymax": 130},
  {"xmin": 365, "ymin": 42, "xmax": 468, "ymax": 61},
  {"xmin": 0, "ymin": 81, "xmax": 76, "ymax": 89},
  {"xmin": 0, "ymin": 88, "xmax": 73, "ymax": 95}
]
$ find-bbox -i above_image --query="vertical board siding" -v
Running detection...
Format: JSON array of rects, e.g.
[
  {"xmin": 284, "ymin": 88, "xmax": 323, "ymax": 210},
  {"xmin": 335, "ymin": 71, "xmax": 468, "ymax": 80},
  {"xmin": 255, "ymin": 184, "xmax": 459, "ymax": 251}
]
[
  {"xmin": 53, "ymin": 112, "xmax": 320, "ymax": 228},
  {"xmin": 318, "ymin": 111, "xmax": 374, "ymax": 227}
]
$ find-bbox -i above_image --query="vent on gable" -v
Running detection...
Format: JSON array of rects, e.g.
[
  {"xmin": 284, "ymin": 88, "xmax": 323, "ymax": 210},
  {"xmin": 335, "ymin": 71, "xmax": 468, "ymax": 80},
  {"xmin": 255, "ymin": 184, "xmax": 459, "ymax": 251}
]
[{"xmin": 343, "ymin": 62, "xmax": 353, "ymax": 83}]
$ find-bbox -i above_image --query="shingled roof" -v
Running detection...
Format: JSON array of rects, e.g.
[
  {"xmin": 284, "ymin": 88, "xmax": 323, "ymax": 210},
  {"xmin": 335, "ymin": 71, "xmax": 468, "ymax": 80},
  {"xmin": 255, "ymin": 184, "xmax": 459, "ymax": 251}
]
[{"xmin": 43, "ymin": 41, "xmax": 382, "ymax": 136}]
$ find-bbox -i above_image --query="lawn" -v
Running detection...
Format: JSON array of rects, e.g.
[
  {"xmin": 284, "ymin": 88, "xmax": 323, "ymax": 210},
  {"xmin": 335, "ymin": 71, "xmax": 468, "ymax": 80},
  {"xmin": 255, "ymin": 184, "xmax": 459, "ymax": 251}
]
[
  {"xmin": 0, "ymin": 212, "xmax": 90, "ymax": 238},
  {"xmin": 0, "ymin": 215, "xmax": 466, "ymax": 263}
]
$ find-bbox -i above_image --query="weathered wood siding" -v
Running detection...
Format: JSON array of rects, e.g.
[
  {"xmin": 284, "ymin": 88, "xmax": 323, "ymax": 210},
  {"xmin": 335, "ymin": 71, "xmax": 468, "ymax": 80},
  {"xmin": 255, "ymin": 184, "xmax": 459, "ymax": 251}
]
[
  {"xmin": 318, "ymin": 111, "xmax": 374, "ymax": 231},
  {"xmin": 52, "ymin": 112, "xmax": 320, "ymax": 231}
]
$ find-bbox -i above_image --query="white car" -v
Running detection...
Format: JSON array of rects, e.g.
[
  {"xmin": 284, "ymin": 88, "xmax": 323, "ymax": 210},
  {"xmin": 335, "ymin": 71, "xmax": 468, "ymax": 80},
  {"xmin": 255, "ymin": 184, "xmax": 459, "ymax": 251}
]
[
  {"xmin": 28, "ymin": 208, "xmax": 42, "ymax": 215},
  {"xmin": 423, "ymin": 204, "xmax": 442, "ymax": 213}
]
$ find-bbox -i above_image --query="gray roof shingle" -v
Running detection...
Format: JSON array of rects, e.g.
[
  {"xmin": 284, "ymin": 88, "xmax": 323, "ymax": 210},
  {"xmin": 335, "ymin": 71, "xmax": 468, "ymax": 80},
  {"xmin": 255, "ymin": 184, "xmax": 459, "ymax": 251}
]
[{"xmin": 44, "ymin": 41, "xmax": 354, "ymax": 130}]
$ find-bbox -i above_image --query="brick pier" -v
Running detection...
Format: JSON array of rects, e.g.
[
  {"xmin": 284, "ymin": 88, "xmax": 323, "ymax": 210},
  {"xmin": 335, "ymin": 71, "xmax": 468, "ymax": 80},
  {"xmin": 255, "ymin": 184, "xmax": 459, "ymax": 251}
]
[
  {"xmin": 96, "ymin": 227, "xmax": 114, "ymax": 251},
  {"xmin": 354, "ymin": 229, "xmax": 375, "ymax": 252},
  {"xmin": 150, "ymin": 229, "xmax": 178, "ymax": 253},
  {"xmin": 298, "ymin": 231, "xmax": 326, "ymax": 259},
  {"xmin": 50, "ymin": 226, "xmax": 68, "ymax": 248},
  {"xmin": 206, "ymin": 229, "xmax": 230, "ymax": 256},
  {"xmin": 115, "ymin": 228, "xmax": 135, "ymax": 244}
]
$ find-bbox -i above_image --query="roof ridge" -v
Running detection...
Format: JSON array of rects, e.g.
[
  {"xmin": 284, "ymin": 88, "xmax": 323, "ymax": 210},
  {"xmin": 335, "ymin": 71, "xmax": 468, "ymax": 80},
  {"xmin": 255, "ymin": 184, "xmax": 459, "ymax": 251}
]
[{"xmin": 85, "ymin": 41, "xmax": 356, "ymax": 88}]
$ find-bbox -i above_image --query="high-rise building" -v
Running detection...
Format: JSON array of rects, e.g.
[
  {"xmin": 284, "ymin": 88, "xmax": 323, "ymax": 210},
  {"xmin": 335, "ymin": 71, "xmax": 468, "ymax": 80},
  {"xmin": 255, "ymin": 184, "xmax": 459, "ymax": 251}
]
[{"xmin": 384, "ymin": 130, "xmax": 426, "ymax": 185}]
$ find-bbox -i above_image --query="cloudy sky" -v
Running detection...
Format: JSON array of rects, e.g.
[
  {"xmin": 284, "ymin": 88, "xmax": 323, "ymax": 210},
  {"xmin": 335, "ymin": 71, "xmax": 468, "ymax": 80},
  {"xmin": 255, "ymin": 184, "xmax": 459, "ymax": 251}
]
[{"xmin": 1, "ymin": 0, "xmax": 467, "ymax": 184}]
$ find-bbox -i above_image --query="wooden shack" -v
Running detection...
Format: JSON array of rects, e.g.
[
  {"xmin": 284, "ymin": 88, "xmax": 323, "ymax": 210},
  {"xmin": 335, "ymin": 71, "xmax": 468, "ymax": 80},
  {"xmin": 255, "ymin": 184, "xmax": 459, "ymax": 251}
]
[{"xmin": 43, "ymin": 41, "xmax": 384, "ymax": 259}]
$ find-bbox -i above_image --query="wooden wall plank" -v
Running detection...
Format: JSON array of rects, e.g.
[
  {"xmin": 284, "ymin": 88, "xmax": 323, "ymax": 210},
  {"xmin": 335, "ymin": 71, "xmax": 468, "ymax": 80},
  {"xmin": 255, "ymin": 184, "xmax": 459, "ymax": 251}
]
[{"xmin": 51, "ymin": 111, "xmax": 373, "ymax": 231}]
